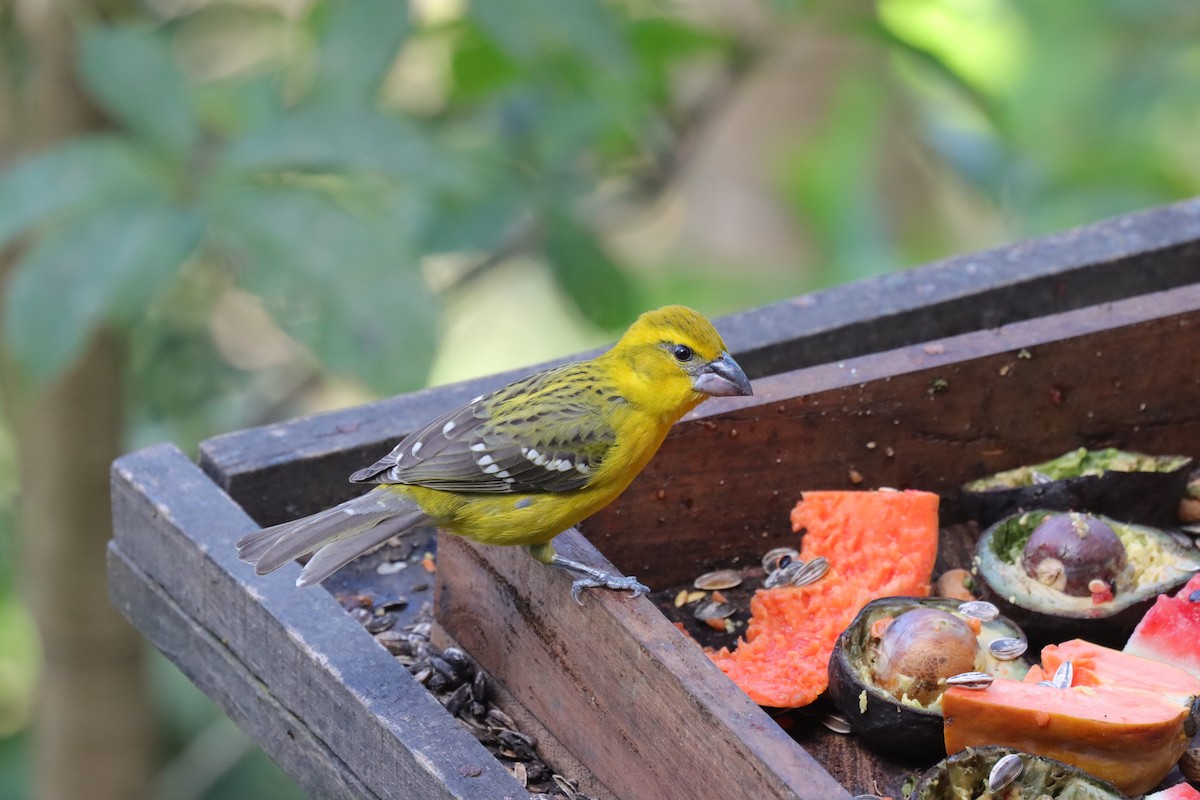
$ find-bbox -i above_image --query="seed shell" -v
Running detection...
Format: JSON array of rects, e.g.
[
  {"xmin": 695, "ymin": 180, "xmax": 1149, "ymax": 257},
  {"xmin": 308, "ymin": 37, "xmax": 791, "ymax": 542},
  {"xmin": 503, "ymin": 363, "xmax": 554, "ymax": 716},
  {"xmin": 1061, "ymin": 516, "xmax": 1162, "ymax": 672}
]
[
  {"xmin": 820, "ymin": 712, "xmax": 852, "ymax": 734},
  {"xmin": 694, "ymin": 569, "xmax": 743, "ymax": 591},
  {"xmin": 945, "ymin": 671, "xmax": 994, "ymax": 690},
  {"xmin": 1050, "ymin": 659, "xmax": 1073, "ymax": 689},
  {"xmin": 988, "ymin": 636, "xmax": 1028, "ymax": 661},
  {"xmin": 956, "ymin": 600, "xmax": 999, "ymax": 622},
  {"xmin": 762, "ymin": 547, "xmax": 799, "ymax": 574},
  {"xmin": 988, "ymin": 753, "xmax": 1024, "ymax": 792}
]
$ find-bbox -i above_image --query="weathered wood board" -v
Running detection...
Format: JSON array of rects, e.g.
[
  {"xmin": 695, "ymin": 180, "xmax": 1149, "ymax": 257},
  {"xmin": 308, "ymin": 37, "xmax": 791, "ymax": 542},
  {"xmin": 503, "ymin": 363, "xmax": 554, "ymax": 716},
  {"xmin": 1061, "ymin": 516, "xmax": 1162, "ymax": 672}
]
[
  {"xmin": 108, "ymin": 444, "xmax": 527, "ymax": 800},
  {"xmin": 106, "ymin": 197, "xmax": 1200, "ymax": 800}
]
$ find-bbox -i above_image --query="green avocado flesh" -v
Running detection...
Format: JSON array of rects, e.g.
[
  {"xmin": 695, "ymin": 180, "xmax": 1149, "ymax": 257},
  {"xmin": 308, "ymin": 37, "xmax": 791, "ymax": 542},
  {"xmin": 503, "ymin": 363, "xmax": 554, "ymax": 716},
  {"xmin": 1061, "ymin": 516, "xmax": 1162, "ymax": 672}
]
[
  {"xmin": 965, "ymin": 447, "xmax": 1190, "ymax": 491},
  {"xmin": 906, "ymin": 746, "xmax": 1125, "ymax": 800},
  {"xmin": 982, "ymin": 510, "xmax": 1196, "ymax": 616}
]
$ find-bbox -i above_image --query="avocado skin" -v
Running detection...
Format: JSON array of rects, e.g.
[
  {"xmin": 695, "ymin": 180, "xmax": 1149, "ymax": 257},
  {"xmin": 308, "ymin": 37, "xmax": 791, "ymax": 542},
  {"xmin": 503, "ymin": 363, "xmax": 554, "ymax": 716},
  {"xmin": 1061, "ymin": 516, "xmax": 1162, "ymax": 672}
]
[{"xmin": 826, "ymin": 597, "xmax": 1026, "ymax": 762}]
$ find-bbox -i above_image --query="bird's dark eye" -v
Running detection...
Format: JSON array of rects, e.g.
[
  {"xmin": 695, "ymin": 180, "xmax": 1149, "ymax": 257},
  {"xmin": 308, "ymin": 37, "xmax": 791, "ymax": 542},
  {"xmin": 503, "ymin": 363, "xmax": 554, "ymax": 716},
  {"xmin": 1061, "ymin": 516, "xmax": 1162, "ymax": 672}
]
[{"xmin": 671, "ymin": 344, "xmax": 694, "ymax": 362}]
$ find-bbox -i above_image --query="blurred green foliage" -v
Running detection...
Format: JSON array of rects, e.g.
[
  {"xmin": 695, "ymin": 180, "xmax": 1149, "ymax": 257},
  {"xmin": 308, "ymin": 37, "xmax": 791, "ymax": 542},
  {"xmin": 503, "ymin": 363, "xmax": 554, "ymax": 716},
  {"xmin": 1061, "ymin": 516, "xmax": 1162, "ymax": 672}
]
[{"xmin": 1, "ymin": 0, "xmax": 1199, "ymax": 797}]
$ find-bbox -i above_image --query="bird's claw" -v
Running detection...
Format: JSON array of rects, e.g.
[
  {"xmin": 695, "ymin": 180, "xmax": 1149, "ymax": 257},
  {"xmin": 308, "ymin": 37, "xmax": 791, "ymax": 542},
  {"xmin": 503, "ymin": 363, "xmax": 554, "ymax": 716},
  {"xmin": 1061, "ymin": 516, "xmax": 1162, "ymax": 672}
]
[{"xmin": 569, "ymin": 574, "xmax": 650, "ymax": 605}]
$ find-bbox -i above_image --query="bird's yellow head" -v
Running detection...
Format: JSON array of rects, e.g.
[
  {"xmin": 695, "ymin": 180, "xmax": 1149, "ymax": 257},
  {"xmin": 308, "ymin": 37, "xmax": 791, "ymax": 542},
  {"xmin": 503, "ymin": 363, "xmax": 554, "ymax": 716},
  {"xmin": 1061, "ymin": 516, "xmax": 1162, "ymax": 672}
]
[{"xmin": 603, "ymin": 305, "xmax": 752, "ymax": 420}]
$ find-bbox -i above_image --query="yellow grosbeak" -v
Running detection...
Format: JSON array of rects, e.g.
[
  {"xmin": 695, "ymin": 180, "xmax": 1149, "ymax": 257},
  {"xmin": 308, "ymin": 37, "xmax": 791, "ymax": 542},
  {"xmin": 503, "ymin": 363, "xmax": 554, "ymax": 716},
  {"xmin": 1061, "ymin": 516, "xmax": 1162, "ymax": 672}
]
[{"xmin": 237, "ymin": 305, "xmax": 752, "ymax": 601}]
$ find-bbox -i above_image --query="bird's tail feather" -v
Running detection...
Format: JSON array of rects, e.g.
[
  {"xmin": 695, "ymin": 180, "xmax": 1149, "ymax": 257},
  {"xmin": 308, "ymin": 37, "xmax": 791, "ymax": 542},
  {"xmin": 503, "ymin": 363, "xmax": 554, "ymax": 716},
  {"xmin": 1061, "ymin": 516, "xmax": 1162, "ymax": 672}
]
[{"xmin": 235, "ymin": 489, "xmax": 428, "ymax": 587}]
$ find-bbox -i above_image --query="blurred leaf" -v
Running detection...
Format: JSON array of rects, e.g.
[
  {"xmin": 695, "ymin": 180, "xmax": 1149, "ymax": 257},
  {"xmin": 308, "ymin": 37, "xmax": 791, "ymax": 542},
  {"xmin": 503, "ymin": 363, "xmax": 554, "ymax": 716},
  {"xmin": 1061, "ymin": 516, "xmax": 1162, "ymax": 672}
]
[
  {"xmin": 214, "ymin": 188, "xmax": 437, "ymax": 393},
  {"xmin": 470, "ymin": 0, "xmax": 631, "ymax": 71},
  {"xmin": 3, "ymin": 202, "xmax": 203, "ymax": 386},
  {"xmin": 0, "ymin": 135, "xmax": 162, "ymax": 251},
  {"xmin": 194, "ymin": 72, "xmax": 287, "ymax": 138},
  {"xmin": 420, "ymin": 176, "xmax": 527, "ymax": 254},
  {"xmin": 543, "ymin": 212, "xmax": 635, "ymax": 330},
  {"xmin": 446, "ymin": 19, "xmax": 521, "ymax": 100},
  {"xmin": 780, "ymin": 71, "xmax": 894, "ymax": 283},
  {"xmin": 306, "ymin": 0, "xmax": 409, "ymax": 107},
  {"xmin": 78, "ymin": 25, "xmax": 198, "ymax": 158},
  {"xmin": 220, "ymin": 109, "xmax": 466, "ymax": 189}
]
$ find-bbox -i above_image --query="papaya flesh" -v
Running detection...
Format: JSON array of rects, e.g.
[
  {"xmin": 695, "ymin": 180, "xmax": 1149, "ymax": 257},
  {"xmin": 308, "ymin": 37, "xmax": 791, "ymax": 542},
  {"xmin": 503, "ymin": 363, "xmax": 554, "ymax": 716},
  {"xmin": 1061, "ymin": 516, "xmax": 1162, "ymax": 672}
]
[{"xmin": 943, "ymin": 641, "xmax": 1200, "ymax": 794}]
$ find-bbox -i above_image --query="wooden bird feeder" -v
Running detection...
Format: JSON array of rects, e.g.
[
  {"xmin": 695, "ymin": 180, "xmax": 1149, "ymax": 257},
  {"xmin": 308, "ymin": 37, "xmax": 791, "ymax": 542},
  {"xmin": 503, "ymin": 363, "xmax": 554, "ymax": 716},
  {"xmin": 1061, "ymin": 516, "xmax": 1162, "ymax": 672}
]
[{"xmin": 109, "ymin": 198, "xmax": 1200, "ymax": 799}]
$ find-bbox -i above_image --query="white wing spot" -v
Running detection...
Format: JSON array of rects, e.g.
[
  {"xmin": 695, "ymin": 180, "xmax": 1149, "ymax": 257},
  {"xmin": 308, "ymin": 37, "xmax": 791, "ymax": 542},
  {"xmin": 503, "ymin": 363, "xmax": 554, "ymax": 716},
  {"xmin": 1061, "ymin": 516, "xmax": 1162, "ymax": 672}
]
[
  {"xmin": 575, "ymin": 462, "xmax": 591, "ymax": 474},
  {"xmin": 470, "ymin": 442, "xmax": 487, "ymax": 452},
  {"xmin": 505, "ymin": 477, "xmax": 516, "ymax": 484},
  {"xmin": 442, "ymin": 420, "xmax": 456, "ymax": 435},
  {"xmin": 527, "ymin": 448, "xmax": 540, "ymax": 461},
  {"xmin": 411, "ymin": 441, "xmax": 423, "ymax": 456},
  {"xmin": 482, "ymin": 463, "xmax": 500, "ymax": 474},
  {"xmin": 556, "ymin": 460, "xmax": 572, "ymax": 472},
  {"xmin": 496, "ymin": 469, "xmax": 511, "ymax": 478},
  {"xmin": 477, "ymin": 454, "xmax": 495, "ymax": 467}
]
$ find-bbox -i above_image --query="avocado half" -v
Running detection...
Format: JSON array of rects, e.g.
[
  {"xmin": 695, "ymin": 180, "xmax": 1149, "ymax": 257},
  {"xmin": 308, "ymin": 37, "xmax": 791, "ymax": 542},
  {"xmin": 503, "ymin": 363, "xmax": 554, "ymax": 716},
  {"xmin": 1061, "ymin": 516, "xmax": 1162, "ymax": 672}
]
[
  {"xmin": 975, "ymin": 509, "xmax": 1198, "ymax": 648},
  {"xmin": 961, "ymin": 448, "xmax": 1192, "ymax": 528},
  {"xmin": 826, "ymin": 597, "xmax": 1029, "ymax": 761},
  {"xmin": 905, "ymin": 746, "xmax": 1126, "ymax": 800}
]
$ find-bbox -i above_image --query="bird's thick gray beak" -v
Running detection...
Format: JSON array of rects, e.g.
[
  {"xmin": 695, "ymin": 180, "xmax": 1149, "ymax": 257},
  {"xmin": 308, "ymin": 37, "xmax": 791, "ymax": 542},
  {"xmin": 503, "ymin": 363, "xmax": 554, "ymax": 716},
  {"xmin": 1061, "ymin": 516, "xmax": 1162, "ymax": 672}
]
[{"xmin": 693, "ymin": 351, "xmax": 752, "ymax": 397}]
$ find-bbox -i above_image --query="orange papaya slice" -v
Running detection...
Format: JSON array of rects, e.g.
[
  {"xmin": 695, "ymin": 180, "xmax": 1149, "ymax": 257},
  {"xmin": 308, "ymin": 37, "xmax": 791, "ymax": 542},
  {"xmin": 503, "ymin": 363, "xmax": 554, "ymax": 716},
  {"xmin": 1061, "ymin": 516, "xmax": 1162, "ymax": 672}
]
[
  {"xmin": 708, "ymin": 490, "xmax": 939, "ymax": 708},
  {"xmin": 944, "ymin": 641, "xmax": 1200, "ymax": 794}
]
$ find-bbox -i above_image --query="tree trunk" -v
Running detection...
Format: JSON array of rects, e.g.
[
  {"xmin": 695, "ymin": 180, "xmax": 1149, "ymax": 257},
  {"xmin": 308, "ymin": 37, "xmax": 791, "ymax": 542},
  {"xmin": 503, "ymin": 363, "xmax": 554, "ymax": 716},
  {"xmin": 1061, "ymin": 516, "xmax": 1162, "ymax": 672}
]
[{"xmin": 1, "ymin": 1, "xmax": 154, "ymax": 798}]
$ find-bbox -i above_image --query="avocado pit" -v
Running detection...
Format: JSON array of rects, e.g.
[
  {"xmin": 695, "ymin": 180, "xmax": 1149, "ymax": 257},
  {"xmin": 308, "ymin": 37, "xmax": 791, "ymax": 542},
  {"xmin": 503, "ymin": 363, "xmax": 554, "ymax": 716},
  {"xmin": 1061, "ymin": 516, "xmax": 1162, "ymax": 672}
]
[{"xmin": 1021, "ymin": 512, "xmax": 1127, "ymax": 597}]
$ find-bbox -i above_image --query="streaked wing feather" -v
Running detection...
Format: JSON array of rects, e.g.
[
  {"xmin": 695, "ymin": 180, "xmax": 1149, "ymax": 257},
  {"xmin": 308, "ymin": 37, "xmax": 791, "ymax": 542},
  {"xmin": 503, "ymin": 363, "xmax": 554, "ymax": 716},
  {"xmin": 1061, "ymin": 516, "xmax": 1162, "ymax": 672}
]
[{"xmin": 351, "ymin": 364, "xmax": 616, "ymax": 494}]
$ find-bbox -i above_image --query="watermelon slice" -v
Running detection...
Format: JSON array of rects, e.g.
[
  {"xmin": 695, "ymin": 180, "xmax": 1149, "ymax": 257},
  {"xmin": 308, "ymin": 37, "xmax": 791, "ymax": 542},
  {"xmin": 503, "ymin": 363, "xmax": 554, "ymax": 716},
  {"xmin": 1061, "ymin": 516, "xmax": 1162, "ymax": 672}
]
[
  {"xmin": 1124, "ymin": 572, "xmax": 1200, "ymax": 679},
  {"xmin": 1147, "ymin": 783, "xmax": 1200, "ymax": 800}
]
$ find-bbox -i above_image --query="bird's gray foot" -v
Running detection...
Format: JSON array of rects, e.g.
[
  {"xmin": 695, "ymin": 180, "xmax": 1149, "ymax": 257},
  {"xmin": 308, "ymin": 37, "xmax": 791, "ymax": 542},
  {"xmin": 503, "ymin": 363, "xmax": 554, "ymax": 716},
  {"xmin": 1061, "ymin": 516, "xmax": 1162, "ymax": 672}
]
[{"xmin": 547, "ymin": 554, "xmax": 650, "ymax": 604}]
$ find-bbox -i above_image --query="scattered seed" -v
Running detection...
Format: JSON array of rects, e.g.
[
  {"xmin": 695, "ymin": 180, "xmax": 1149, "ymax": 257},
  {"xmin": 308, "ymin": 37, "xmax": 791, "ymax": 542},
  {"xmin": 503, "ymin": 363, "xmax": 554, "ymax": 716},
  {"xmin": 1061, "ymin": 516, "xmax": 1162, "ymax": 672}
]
[
  {"xmin": 444, "ymin": 683, "xmax": 472, "ymax": 717},
  {"xmin": 1050, "ymin": 660, "xmax": 1073, "ymax": 689},
  {"xmin": 365, "ymin": 611, "xmax": 396, "ymax": 634},
  {"xmin": 686, "ymin": 590, "xmax": 707, "ymax": 604},
  {"xmin": 988, "ymin": 753, "xmax": 1023, "ymax": 791},
  {"xmin": 486, "ymin": 708, "xmax": 516, "ymax": 730},
  {"xmin": 1189, "ymin": 589, "xmax": 1200, "ymax": 603},
  {"xmin": 989, "ymin": 637, "xmax": 1028, "ymax": 661},
  {"xmin": 762, "ymin": 547, "xmax": 799, "ymax": 574},
  {"xmin": 376, "ymin": 560, "xmax": 408, "ymax": 575},
  {"xmin": 552, "ymin": 774, "xmax": 579, "ymax": 800},
  {"xmin": 820, "ymin": 713, "xmax": 853, "ymax": 734},
  {"xmin": 763, "ymin": 556, "xmax": 830, "ymax": 589},
  {"xmin": 694, "ymin": 569, "xmax": 743, "ymax": 591},
  {"xmin": 1087, "ymin": 578, "xmax": 1111, "ymax": 595},
  {"xmin": 957, "ymin": 600, "xmax": 999, "ymax": 622},
  {"xmin": 673, "ymin": 589, "xmax": 689, "ymax": 608},
  {"xmin": 946, "ymin": 672, "xmax": 994, "ymax": 690},
  {"xmin": 693, "ymin": 600, "xmax": 737, "ymax": 621}
]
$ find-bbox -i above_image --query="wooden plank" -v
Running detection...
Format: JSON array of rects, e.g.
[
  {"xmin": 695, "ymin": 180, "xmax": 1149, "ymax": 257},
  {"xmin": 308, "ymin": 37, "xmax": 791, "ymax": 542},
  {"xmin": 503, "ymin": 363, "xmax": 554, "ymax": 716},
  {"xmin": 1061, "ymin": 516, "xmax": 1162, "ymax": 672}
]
[
  {"xmin": 108, "ymin": 444, "xmax": 527, "ymax": 800},
  {"xmin": 107, "ymin": 547, "xmax": 381, "ymax": 800},
  {"xmin": 582, "ymin": 282, "xmax": 1200, "ymax": 588},
  {"xmin": 197, "ymin": 199, "xmax": 1200, "ymax": 526},
  {"xmin": 435, "ymin": 530, "xmax": 850, "ymax": 800}
]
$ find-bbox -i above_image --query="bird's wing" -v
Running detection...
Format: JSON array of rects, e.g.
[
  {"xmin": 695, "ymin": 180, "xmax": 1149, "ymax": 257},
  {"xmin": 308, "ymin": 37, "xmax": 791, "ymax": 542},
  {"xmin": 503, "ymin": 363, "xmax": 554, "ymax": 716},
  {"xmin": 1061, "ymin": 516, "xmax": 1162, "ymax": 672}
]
[{"xmin": 350, "ymin": 364, "xmax": 618, "ymax": 494}]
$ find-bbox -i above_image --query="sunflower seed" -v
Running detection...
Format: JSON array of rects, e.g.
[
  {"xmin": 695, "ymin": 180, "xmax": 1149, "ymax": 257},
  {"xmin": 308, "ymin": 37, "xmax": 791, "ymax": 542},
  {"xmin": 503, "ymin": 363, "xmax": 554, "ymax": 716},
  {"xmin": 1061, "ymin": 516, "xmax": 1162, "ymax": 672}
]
[
  {"xmin": 766, "ymin": 556, "xmax": 830, "ymax": 588},
  {"xmin": 957, "ymin": 600, "xmax": 999, "ymax": 622},
  {"xmin": 694, "ymin": 569, "xmax": 743, "ymax": 590},
  {"xmin": 989, "ymin": 637, "xmax": 1028, "ymax": 661},
  {"xmin": 988, "ymin": 753, "xmax": 1023, "ymax": 791},
  {"xmin": 762, "ymin": 547, "xmax": 799, "ymax": 574},
  {"xmin": 820, "ymin": 712, "xmax": 853, "ymax": 734},
  {"xmin": 946, "ymin": 671, "xmax": 994, "ymax": 690},
  {"xmin": 693, "ymin": 600, "xmax": 737, "ymax": 621},
  {"xmin": 1050, "ymin": 660, "xmax": 1073, "ymax": 689}
]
